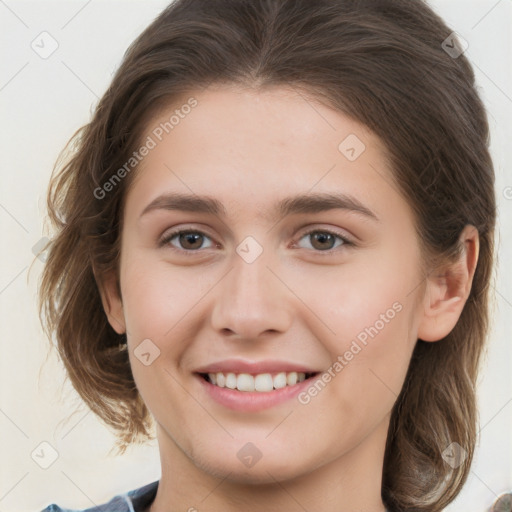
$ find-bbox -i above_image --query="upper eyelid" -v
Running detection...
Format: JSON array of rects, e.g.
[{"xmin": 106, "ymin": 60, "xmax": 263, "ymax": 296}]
[
  {"xmin": 299, "ymin": 226, "xmax": 352, "ymax": 241},
  {"xmin": 160, "ymin": 225, "xmax": 217, "ymax": 243}
]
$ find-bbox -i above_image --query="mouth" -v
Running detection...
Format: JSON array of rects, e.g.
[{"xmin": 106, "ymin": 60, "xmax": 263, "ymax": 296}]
[
  {"xmin": 195, "ymin": 369, "xmax": 321, "ymax": 411},
  {"xmin": 197, "ymin": 371, "xmax": 320, "ymax": 392}
]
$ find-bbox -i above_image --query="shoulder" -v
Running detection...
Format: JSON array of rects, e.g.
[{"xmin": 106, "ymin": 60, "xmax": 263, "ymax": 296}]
[{"xmin": 40, "ymin": 480, "xmax": 159, "ymax": 512}]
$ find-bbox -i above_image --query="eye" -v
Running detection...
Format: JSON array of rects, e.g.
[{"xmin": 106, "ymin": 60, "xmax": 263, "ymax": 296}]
[
  {"xmin": 294, "ymin": 229, "xmax": 353, "ymax": 252},
  {"xmin": 159, "ymin": 229, "xmax": 215, "ymax": 252},
  {"xmin": 158, "ymin": 227, "xmax": 354, "ymax": 255}
]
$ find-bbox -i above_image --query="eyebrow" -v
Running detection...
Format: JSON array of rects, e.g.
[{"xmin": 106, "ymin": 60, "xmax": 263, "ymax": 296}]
[{"xmin": 139, "ymin": 191, "xmax": 379, "ymax": 222}]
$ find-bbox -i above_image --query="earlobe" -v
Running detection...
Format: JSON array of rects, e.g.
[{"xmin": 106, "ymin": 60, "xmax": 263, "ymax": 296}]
[
  {"xmin": 95, "ymin": 269, "xmax": 126, "ymax": 335},
  {"xmin": 417, "ymin": 225, "xmax": 479, "ymax": 342}
]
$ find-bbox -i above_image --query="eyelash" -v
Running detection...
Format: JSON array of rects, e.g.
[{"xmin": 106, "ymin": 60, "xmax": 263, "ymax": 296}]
[{"xmin": 158, "ymin": 227, "xmax": 354, "ymax": 256}]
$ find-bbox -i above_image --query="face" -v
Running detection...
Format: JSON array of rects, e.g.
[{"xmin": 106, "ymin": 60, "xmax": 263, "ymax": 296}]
[{"xmin": 107, "ymin": 84, "xmax": 427, "ymax": 484}]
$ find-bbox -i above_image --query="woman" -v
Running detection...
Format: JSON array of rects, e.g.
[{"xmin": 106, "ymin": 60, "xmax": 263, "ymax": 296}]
[{"xmin": 38, "ymin": 0, "xmax": 496, "ymax": 510}]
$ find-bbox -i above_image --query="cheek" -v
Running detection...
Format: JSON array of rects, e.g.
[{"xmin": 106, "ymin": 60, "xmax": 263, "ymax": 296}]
[
  {"xmin": 298, "ymin": 250, "xmax": 418, "ymax": 398},
  {"xmin": 120, "ymin": 262, "xmax": 203, "ymax": 412},
  {"xmin": 297, "ymin": 250, "xmax": 414, "ymax": 340},
  {"xmin": 120, "ymin": 259, "xmax": 209, "ymax": 339}
]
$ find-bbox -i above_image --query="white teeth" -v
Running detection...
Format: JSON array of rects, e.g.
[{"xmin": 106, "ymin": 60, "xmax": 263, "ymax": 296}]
[
  {"xmin": 225, "ymin": 372, "xmax": 237, "ymax": 389},
  {"xmin": 237, "ymin": 373, "xmax": 254, "ymax": 391},
  {"xmin": 273, "ymin": 372, "xmax": 287, "ymax": 389},
  {"xmin": 287, "ymin": 372, "xmax": 298, "ymax": 386},
  {"xmin": 255, "ymin": 373, "xmax": 274, "ymax": 392},
  {"xmin": 206, "ymin": 370, "xmax": 313, "ymax": 392}
]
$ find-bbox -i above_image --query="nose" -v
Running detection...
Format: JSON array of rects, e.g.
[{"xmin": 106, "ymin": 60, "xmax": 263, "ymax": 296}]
[{"xmin": 210, "ymin": 246, "xmax": 292, "ymax": 340}]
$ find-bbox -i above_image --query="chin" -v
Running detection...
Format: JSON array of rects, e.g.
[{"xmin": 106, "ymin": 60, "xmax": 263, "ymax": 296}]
[{"xmin": 194, "ymin": 450, "xmax": 313, "ymax": 485}]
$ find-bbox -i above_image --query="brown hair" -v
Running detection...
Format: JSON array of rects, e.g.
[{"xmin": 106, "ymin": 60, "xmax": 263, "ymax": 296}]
[{"xmin": 37, "ymin": 0, "xmax": 496, "ymax": 510}]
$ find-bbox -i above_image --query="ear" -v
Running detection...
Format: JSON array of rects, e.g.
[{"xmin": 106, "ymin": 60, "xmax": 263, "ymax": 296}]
[
  {"xmin": 417, "ymin": 225, "xmax": 479, "ymax": 342},
  {"xmin": 95, "ymin": 268, "xmax": 126, "ymax": 335}
]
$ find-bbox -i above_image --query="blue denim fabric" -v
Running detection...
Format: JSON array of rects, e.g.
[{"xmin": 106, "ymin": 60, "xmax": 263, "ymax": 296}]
[{"xmin": 40, "ymin": 480, "xmax": 159, "ymax": 512}]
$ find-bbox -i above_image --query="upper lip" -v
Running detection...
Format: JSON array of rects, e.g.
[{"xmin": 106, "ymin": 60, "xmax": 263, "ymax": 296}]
[{"xmin": 194, "ymin": 359, "xmax": 320, "ymax": 375}]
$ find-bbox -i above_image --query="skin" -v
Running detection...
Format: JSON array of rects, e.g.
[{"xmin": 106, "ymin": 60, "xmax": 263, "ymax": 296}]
[{"xmin": 100, "ymin": 84, "xmax": 479, "ymax": 512}]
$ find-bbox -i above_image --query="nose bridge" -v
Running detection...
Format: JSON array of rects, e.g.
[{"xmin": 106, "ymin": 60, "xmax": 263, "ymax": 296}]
[{"xmin": 210, "ymin": 240, "xmax": 291, "ymax": 338}]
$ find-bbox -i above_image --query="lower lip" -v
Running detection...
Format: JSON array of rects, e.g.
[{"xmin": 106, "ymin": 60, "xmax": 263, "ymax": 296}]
[{"xmin": 196, "ymin": 374, "xmax": 317, "ymax": 412}]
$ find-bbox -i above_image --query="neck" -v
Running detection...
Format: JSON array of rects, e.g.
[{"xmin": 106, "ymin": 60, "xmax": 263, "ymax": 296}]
[{"xmin": 148, "ymin": 417, "xmax": 389, "ymax": 512}]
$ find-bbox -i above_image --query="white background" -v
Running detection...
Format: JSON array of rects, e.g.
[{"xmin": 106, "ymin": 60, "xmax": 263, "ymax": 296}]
[{"xmin": 0, "ymin": 1, "xmax": 511, "ymax": 511}]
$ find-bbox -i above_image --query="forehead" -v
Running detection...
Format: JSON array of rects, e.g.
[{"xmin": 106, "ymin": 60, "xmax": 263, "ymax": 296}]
[{"xmin": 124, "ymin": 84, "xmax": 406, "ymax": 224}]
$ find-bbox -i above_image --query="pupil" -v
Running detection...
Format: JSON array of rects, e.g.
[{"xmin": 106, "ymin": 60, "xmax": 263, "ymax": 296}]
[
  {"xmin": 181, "ymin": 233, "xmax": 202, "ymax": 249},
  {"xmin": 312, "ymin": 232, "xmax": 334, "ymax": 250}
]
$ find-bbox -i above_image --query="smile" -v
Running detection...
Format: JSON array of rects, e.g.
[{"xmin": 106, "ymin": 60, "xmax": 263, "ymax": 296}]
[
  {"xmin": 200, "ymin": 371, "xmax": 318, "ymax": 392},
  {"xmin": 196, "ymin": 370, "xmax": 321, "ymax": 412}
]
